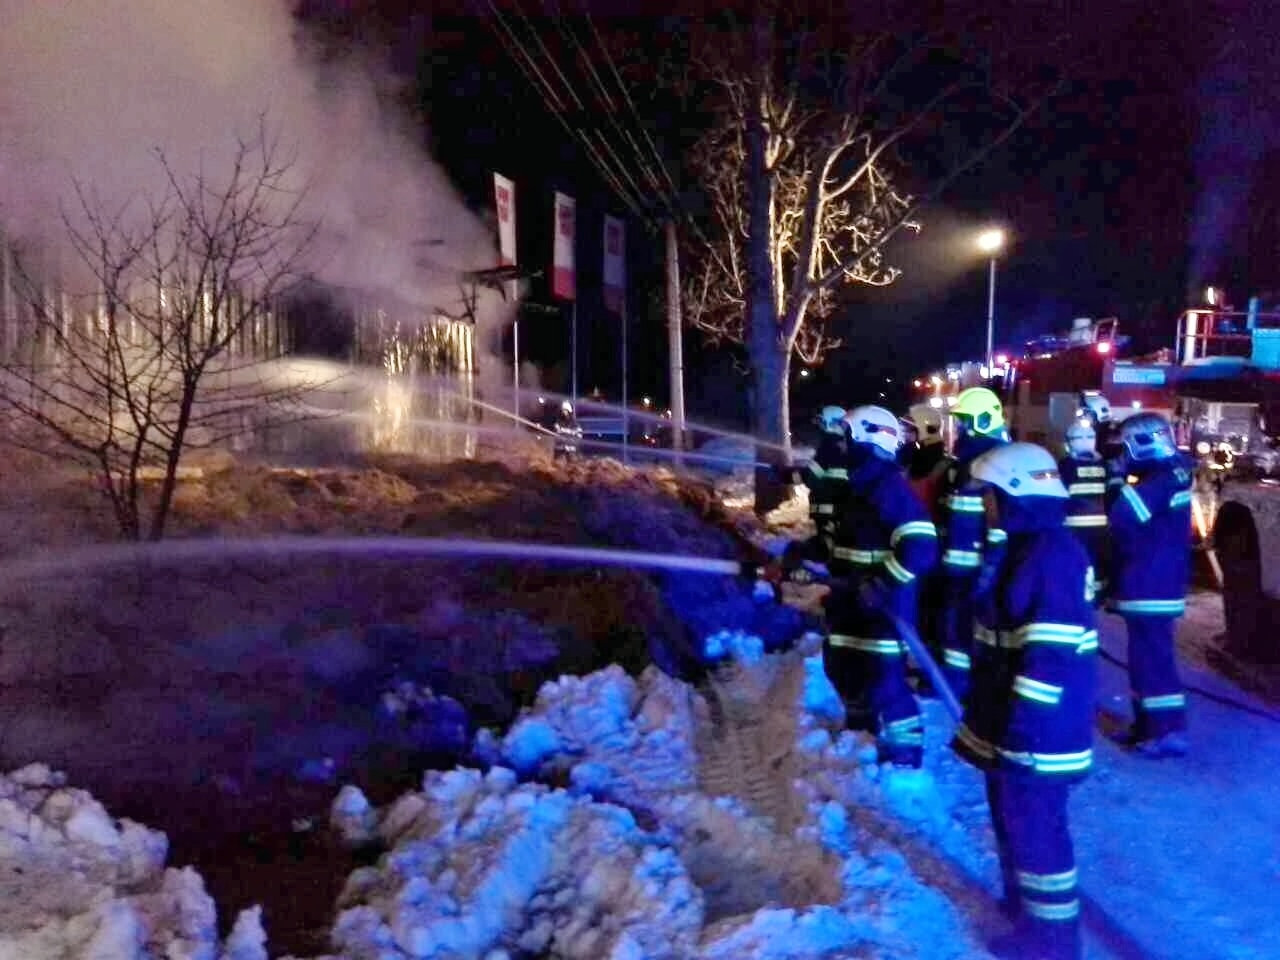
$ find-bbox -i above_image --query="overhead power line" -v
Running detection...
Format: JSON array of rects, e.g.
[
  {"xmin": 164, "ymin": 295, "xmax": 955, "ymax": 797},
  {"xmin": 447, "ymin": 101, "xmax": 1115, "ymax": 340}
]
[{"xmin": 483, "ymin": 0, "xmax": 651, "ymax": 223}]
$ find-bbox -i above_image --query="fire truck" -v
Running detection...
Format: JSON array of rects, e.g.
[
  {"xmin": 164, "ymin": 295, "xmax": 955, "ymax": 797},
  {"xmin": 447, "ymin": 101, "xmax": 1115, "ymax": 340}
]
[
  {"xmin": 922, "ymin": 298, "xmax": 1280, "ymax": 673},
  {"xmin": 917, "ymin": 301, "xmax": 1280, "ymax": 469}
]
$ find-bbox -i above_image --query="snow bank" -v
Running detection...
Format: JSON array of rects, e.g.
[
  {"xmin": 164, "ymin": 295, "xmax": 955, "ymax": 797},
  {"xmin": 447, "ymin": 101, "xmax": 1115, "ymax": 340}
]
[
  {"xmin": 326, "ymin": 768, "xmax": 702, "ymax": 959},
  {"xmin": 485, "ymin": 656, "xmax": 987, "ymax": 958},
  {"xmin": 0, "ymin": 763, "xmax": 265, "ymax": 960}
]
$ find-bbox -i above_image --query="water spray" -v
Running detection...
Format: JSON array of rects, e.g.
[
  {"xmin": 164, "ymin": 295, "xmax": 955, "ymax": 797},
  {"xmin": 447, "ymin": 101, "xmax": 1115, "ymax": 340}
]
[
  {"xmin": 461, "ymin": 393, "xmax": 773, "ymax": 471},
  {"xmin": 0, "ymin": 535, "xmax": 749, "ymax": 590}
]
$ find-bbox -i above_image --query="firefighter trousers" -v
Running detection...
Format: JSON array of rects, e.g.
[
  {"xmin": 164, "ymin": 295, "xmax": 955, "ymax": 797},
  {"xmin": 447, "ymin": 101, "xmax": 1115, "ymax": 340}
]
[
  {"xmin": 1124, "ymin": 613, "xmax": 1187, "ymax": 739},
  {"xmin": 940, "ymin": 575, "xmax": 977, "ymax": 702},
  {"xmin": 986, "ymin": 771, "xmax": 1082, "ymax": 960},
  {"xmin": 824, "ymin": 589, "xmax": 923, "ymax": 762}
]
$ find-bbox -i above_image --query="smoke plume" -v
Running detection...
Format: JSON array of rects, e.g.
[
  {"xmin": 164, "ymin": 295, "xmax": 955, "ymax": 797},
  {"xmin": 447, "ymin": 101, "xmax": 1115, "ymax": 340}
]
[
  {"xmin": 1189, "ymin": 18, "xmax": 1277, "ymax": 296},
  {"xmin": 0, "ymin": 0, "xmax": 511, "ymax": 370}
]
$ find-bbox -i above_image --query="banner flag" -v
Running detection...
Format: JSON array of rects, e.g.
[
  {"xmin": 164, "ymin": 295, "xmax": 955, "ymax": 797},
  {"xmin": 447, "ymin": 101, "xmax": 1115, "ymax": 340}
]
[
  {"xmin": 552, "ymin": 191, "xmax": 576, "ymax": 301},
  {"xmin": 603, "ymin": 215, "xmax": 625, "ymax": 314}
]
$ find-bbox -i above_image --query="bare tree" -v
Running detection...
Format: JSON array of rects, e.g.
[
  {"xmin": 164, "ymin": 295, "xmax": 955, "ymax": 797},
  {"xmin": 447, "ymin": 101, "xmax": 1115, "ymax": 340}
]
[
  {"xmin": 681, "ymin": 14, "xmax": 1062, "ymax": 466},
  {"xmin": 0, "ymin": 119, "xmax": 322, "ymax": 540}
]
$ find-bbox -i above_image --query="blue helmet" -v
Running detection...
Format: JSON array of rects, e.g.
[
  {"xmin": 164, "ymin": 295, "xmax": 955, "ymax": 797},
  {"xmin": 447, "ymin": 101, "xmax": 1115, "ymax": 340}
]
[
  {"xmin": 818, "ymin": 405, "xmax": 847, "ymax": 434},
  {"xmin": 1119, "ymin": 412, "xmax": 1177, "ymax": 462}
]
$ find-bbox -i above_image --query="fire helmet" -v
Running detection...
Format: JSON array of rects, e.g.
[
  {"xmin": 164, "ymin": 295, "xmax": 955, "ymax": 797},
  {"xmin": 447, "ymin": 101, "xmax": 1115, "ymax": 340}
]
[
  {"xmin": 951, "ymin": 387, "xmax": 1005, "ymax": 437},
  {"xmin": 970, "ymin": 442, "xmax": 1069, "ymax": 499},
  {"xmin": 1065, "ymin": 418, "xmax": 1097, "ymax": 457},
  {"xmin": 844, "ymin": 405, "xmax": 902, "ymax": 459},
  {"xmin": 818, "ymin": 405, "xmax": 847, "ymax": 433},
  {"xmin": 1118, "ymin": 412, "xmax": 1177, "ymax": 462},
  {"xmin": 906, "ymin": 404, "xmax": 944, "ymax": 445},
  {"xmin": 1078, "ymin": 392, "xmax": 1113, "ymax": 425}
]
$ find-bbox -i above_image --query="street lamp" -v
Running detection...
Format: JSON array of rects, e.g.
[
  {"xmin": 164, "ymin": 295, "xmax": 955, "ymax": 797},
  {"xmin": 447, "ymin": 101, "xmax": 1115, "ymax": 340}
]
[{"xmin": 975, "ymin": 227, "xmax": 1007, "ymax": 376}]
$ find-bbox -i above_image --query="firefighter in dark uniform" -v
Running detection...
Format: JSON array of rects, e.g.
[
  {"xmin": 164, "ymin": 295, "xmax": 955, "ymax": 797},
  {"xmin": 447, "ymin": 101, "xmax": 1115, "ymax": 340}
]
[
  {"xmin": 938, "ymin": 387, "xmax": 1011, "ymax": 701},
  {"xmin": 952, "ymin": 442, "xmax": 1097, "ymax": 960},
  {"xmin": 1108, "ymin": 411, "xmax": 1193, "ymax": 758},
  {"xmin": 900, "ymin": 403, "xmax": 950, "ymax": 695},
  {"xmin": 799, "ymin": 405, "xmax": 851, "ymax": 559},
  {"xmin": 553, "ymin": 400, "xmax": 583, "ymax": 460},
  {"xmin": 903, "ymin": 403, "xmax": 949, "ymax": 486},
  {"xmin": 1058, "ymin": 417, "xmax": 1110, "ymax": 598},
  {"xmin": 823, "ymin": 405, "xmax": 939, "ymax": 766}
]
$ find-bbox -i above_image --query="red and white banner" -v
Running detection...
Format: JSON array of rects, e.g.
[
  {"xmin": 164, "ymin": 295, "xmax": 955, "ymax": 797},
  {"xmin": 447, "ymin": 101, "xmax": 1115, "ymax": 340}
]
[
  {"xmin": 552, "ymin": 191, "xmax": 576, "ymax": 301},
  {"xmin": 493, "ymin": 173, "xmax": 516, "ymax": 266},
  {"xmin": 603, "ymin": 215, "xmax": 625, "ymax": 314}
]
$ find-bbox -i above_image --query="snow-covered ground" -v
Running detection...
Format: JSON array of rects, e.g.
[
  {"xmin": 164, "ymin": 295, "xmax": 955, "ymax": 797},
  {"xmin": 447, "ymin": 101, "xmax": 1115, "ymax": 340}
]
[{"xmin": 6, "ymin": 590, "xmax": 1276, "ymax": 959}]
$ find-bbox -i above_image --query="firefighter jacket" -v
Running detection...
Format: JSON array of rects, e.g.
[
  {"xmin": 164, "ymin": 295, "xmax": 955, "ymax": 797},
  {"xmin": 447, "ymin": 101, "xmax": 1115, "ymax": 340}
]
[
  {"xmin": 1058, "ymin": 454, "xmax": 1109, "ymax": 532},
  {"xmin": 906, "ymin": 443, "xmax": 950, "ymax": 519},
  {"xmin": 953, "ymin": 495, "xmax": 1098, "ymax": 781},
  {"xmin": 828, "ymin": 454, "xmax": 940, "ymax": 650},
  {"xmin": 802, "ymin": 431, "xmax": 851, "ymax": 526},
  {"xmin": 939, "ymin": 433, "xmax": 1010, "ymax": 578},
  {"xmin": 1108, "ymin": 455, "xmax": 1194, "ymax": 616},
  {"xmin": 553, "ymin": 416, "xmax": 583, "ymax": 455}
]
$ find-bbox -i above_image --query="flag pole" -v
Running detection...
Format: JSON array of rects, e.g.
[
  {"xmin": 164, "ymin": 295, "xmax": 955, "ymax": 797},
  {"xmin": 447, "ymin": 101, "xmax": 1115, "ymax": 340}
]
[
  {"xmin": 621, "ymin": 293, "xmax": 629, "ymax": 465},
  {"xmin": 513, "ymin": 315, "xmax": 520, "ymax": 419},
  {"xmin": 571, "ymin": 301, "xmax": 578, "ymax": 405}
]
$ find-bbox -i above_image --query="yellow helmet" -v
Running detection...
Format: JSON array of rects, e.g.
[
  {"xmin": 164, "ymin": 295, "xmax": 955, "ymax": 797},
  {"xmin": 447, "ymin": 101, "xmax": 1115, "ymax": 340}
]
[{"xmin": 951, "ymin": 387, "xmax": 1005, "ymax": 436}]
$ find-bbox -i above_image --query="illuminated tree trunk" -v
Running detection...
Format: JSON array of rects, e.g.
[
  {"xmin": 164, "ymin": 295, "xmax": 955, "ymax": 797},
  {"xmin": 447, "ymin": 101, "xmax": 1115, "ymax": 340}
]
[{"xmin": 746, "ymin": 11, "xmax": 790, "ymax": 515}]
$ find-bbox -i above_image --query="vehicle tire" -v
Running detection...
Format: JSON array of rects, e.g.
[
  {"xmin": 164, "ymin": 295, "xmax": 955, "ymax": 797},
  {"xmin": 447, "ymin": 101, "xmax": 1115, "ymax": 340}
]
[{"xmin": 1214, "ymin": 500, "xmax": 1264, "ymax": 661}]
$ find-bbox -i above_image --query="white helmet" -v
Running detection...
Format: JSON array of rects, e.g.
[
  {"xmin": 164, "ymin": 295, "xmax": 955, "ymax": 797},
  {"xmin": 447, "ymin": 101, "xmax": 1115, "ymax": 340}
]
[
  {"xmin": 1078, "ymin": 392, "xmax": 1112, "ymax": 425},
  {"xmin": 560, "ymin": 400, "xmax": 574, "ymax": 415},
  {"xmin": 1064, "ymin": 418, "xmax": 1097, "ymax": 457},
  {"xmin": 844, "ymin": 405, "xmax": 902, "ymax": 458},
  {"xmin": 818, "ymin": 405, "xmax": 847, "ymax": 433},
  {"xmin": 907, "ymin": 404, "xmax": 944, "ymax": 445},
  {"xmin": 970, "ymin": 442, "xmax": 1069, "ymax": 499},
  {"xmin": 1119, "ymin": 411, "xmax": 1177, "ymax": 462}
]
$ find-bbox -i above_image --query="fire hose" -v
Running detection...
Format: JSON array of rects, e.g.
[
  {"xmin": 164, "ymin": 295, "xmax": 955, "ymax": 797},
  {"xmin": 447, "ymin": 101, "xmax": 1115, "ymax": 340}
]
[{"xmin": 757, "ymin": 561, "xmax": 964, "ymax": 722}]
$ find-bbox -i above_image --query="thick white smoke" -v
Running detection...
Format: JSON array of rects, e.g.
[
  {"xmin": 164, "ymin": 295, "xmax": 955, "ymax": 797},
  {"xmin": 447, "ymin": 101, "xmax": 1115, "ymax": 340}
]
[{"xmin": 0, "ymin": 0, "xmax": 511, "ymax": 355}]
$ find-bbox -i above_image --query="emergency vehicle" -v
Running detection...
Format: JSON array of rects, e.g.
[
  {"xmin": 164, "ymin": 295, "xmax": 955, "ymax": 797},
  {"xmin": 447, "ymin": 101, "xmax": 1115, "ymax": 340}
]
[{"xmin": 911, "ymin": 297, "xmax": 1280, "ymax": 468}]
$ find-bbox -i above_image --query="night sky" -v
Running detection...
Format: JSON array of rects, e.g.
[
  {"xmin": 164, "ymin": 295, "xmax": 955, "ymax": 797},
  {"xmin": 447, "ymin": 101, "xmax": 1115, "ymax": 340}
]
[{"xmin": 297, "ymin": 0, "xmax": 1280, "ymax": 427}]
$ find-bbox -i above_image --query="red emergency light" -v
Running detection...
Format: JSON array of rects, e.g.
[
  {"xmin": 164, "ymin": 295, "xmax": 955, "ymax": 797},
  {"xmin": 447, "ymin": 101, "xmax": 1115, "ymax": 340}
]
[{"xmin": 1096, "ymin": 341, "xmax": 1112, "ymax": 354}]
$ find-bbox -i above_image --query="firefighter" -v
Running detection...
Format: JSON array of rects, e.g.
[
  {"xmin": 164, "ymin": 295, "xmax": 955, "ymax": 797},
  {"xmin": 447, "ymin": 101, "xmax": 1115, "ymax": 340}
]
[
  {"xmin": 823, "ymin": 405, "xmax": 939, "ymax": 766},
  {"xmin": 937, "ymin": 387, "xmax": 1011, "ymax": 701},
  {"xmin": 952, "ymin": 442, "xmax": 1096, "ymax": 960},
  {"xmin": 1108, "ymin": 412, "xmax": 1193, "ymax": 758},
  {"xmin": 903, "ymin": 404, "xmax": 948, "ymax": 485},
  {"xmin": 896, "ymin": 414, "xmax": 919, "ymax": 470},
  {"xmin": 553, "ymin": 400, "xmax": 583, "ymax": 460},
  {"xmin": 1059, "ymin": 417, "xmax": 1110, "ymax": 599},
  {"xmin": 901, "ymin": 403, "xmax": 949, "ymax": 696},
  {"xmin": 799, "ymin": 405, "xmax": 851, "ymax": 560}
]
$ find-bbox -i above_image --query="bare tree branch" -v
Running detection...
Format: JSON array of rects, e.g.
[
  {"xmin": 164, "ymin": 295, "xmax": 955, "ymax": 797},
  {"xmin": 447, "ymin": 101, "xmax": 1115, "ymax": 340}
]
[
  {"xmin": 682, "ymin": 24, "xmax": 1062, "ymax": 380},
  {"xmin": 0, "ymin": 116, "xmax": 330, "ymax": 540}
]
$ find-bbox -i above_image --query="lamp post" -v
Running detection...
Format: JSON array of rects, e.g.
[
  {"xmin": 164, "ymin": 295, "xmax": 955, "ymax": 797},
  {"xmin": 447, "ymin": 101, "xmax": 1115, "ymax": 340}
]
[{"xmin": 976, "ymin": 228, "xmax": 1007, "ymax": 376}]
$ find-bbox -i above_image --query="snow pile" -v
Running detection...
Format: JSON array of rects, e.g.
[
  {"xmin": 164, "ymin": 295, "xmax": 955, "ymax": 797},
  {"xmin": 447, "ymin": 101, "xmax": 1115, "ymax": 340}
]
[
  {"xmin": 0, "ymin": 763, "xmax": 265, "ymax": 960},
  {"xmin": 325, "ymin": 767, "xmax": 702, "ymax": 959},
  {"xmin": 487, "ymin": 657, "xmax": 988, "ymax": 958}
]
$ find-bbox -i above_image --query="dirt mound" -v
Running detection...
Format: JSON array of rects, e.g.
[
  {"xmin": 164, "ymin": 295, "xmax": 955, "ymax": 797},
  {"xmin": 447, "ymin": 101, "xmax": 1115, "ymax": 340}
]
[{"xmin": 0, "ymin": 446, "xmax": 807, "ymax": 954}]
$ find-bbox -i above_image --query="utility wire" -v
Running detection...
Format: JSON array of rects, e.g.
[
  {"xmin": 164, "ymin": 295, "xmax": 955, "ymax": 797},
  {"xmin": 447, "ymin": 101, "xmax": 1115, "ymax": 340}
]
[
  {"xmin": 483, "ymin": 0, "xmax": 649, "ymax": 222},
  {"xmin": 577, "ymin": 10, "xmax": 717, "ymax": 251},
  {"xmin": 582, "ymin": 11, "xmax": 682, "ymax": 201},
  {"xmin": 544, "ymin": 6, "xmax": 668, "ymax": 206},
  {"xmin": 506, "ymin": 0, "xmax": 656, "ymax": 222}
]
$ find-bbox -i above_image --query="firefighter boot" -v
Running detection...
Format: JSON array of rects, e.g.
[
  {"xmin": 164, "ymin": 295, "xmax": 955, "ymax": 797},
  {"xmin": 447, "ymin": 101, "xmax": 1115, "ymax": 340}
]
[
  {"xmin": 988, "ymin": 918, "xmax": 1082, "ymax": 960},
  {"xmin": 876, "ymin": 740, "xmax": 923, "ymax": 769}
]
